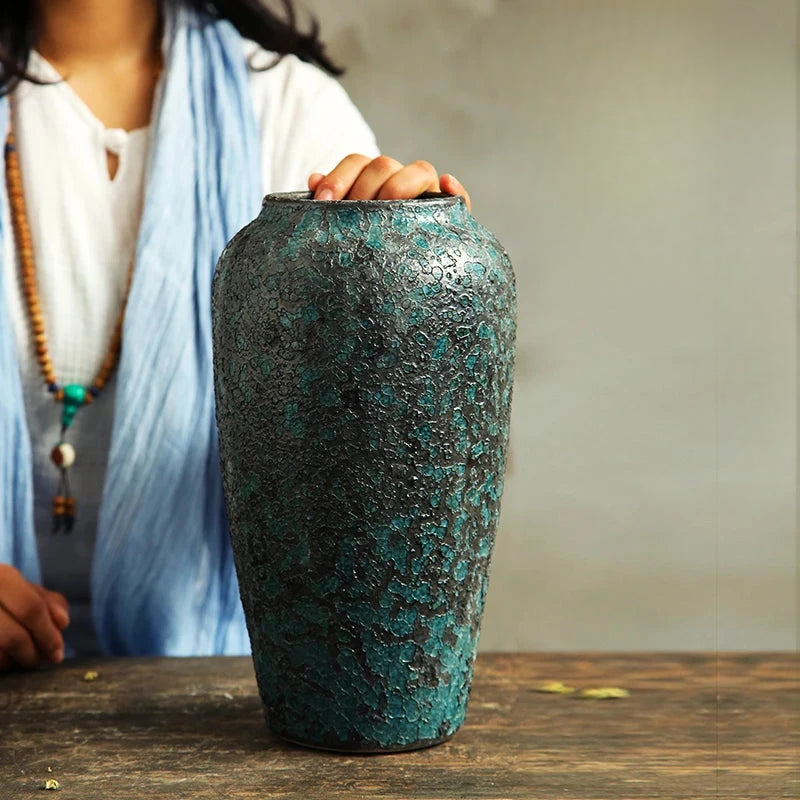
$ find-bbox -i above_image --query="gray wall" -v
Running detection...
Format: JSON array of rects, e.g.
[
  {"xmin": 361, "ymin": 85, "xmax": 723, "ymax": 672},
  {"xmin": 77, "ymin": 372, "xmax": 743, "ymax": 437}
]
[{"xmin": 302, "ymin": 0, "xmax": 798, "ymax": 651}]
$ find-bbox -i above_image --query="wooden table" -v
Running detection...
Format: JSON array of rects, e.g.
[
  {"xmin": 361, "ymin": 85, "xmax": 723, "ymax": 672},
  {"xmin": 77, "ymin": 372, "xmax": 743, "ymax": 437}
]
[{"xmin": 1, "ymin": 653, "xmax": 797, "ymax": 799}]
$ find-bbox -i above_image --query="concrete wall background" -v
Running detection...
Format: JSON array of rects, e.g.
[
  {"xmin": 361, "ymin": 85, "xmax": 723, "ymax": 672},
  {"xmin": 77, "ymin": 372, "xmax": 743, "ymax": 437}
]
[{"xmin": 301, "ymin": 0, "xmax": 798, "ymax": 651}]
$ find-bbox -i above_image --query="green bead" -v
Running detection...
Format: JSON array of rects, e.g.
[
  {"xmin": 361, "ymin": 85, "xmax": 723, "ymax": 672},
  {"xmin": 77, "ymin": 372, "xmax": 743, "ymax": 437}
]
[{"xmin": 61, "ymin": 384, "xmax": 86, "ymax": 429}]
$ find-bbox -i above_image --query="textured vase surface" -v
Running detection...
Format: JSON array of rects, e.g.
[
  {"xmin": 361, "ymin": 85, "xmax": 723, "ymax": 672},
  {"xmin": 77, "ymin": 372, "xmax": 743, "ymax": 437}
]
[{"xmin": 212, "ymin": 191, "xmax": 516, "ymax": 752}]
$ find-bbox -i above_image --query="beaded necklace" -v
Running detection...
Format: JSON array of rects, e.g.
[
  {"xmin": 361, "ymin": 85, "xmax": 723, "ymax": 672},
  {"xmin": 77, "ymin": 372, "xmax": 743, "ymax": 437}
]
[{"xmin": 5, "ymin": 126, "xmax": 134, "ymax": 533}]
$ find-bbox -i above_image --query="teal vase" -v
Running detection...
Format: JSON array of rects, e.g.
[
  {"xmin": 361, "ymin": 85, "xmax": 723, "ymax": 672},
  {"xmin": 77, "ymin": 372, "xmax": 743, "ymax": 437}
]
[{"xmin": 212, "ymin": 191, "xmax": 516, "ymax": 752}]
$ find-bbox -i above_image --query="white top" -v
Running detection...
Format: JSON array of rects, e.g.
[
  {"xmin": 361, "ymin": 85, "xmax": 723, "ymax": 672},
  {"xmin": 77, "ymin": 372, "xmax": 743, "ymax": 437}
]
[{"xmin": 2, "ymin": 41, "xmax": 379, "ymax": 654}]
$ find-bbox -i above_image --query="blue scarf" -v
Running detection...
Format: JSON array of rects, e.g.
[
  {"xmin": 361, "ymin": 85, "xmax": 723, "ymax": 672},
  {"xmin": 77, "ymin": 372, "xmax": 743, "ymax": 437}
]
[{"xmin": 0, "ymin": 8, "xmax": 261, "ymax": 655}]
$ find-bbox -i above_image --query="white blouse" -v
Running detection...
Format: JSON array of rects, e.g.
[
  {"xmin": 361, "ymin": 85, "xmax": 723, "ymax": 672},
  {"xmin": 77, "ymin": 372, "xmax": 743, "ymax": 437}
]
[{"xmin": 2, "ymin": 40, "xmax": 379, "ymax": 654}]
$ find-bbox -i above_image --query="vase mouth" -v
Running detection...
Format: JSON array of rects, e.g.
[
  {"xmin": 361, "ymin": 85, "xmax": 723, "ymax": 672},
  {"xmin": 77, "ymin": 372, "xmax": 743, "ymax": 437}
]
[{"xmin": 261, "ymin": 190, "xmax": 464, "ymax": 209}]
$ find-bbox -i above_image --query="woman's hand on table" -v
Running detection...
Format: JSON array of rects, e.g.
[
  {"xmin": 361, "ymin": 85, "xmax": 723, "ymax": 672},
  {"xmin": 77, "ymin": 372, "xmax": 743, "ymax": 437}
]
[
  {"xmin": 0, "ymin": 564, "xmax": 69, "ymax": 671},
  {"xmin": 308, "ymin": 155, "xmax": 472, "ymax": 213}
]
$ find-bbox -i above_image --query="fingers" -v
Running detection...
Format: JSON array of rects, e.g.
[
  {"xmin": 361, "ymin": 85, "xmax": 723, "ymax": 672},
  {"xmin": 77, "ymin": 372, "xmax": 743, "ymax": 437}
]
[
  {"xmin": 0, "ymin": 565, "xmax": 64, "ymax": 666},
  {"xmin": 440, "ymin": 173, "xmax": 472, "ymax": 213},
  {"xmin": 33, "ymin": 585, "xmax": 70, "ymax": 630},
  {"xmin": 376, "ymin": 160, "xmax": 439, "ymax": 201},
  {"xmin": 0, "ymin": 604, "xmax": 39, "ymax": 669},
  {"xmin": 312, "ymin": 153, "xmax": 372, "ymax": 201},
  {"xmin": 308, "ymin": 157, "xmax": 471, "ymax": 210},
  {"xmin": 347, "ymin": 155, "xmax": 404, "ymax": 200},
  {"xmin": 307, "ymin": 172, "xmax": 324, "ymax": 192},
  {"xmin": 372, "ymin": 160, "xmax": 439, "ymax": 202}
]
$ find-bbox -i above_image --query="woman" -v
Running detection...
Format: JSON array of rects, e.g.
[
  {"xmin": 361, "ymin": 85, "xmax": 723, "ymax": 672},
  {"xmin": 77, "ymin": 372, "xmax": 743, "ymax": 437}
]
[{"xmin": 0, "ymin": 0, "xmax": 471, "ymax": 669}]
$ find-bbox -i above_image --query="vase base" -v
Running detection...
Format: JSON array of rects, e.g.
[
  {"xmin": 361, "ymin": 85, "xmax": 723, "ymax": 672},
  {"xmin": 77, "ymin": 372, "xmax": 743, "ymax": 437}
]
[{"xmin": 274, "ymin": 730, "xmax": 456, "ymax": 754}]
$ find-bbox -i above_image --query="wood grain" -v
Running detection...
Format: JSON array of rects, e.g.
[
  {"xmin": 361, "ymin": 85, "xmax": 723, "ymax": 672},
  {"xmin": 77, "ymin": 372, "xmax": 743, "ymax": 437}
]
[{"xmin": 0, "ymin": 653, "xmax": 797, "ymax": 799}]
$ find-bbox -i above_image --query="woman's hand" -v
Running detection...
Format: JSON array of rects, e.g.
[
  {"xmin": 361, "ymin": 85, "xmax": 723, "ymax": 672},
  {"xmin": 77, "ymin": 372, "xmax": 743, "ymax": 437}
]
[
  {"xmin": 308, "ymin": 154, "xmax": 472, "ymax": 213},
  {"xmin": 0, "ymin": 564, "xmax": 69, "ymax": 671}
]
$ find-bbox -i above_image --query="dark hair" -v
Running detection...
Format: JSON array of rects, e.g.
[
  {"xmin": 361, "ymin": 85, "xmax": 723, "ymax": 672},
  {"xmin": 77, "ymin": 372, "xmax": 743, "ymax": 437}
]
[{"xmin": 0, "ymin": 0, "xmax": 341, "ymax": 96}]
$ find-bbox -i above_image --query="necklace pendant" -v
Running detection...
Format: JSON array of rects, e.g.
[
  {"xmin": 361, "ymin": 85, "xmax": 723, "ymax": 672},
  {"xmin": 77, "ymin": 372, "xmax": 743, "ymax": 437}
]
[
  {"xmin": 50, "ymin": 442, "xmax": 76, "ymax": 469},
  {"xmin": 50, "ymin": 439, "xmax": 77, "ymax": 534},
  {"xmin": 52, "ymin": 385, "xmax": 84, "ymax": 532},
  {"xmin": 61, "ymin": 384, "xmax": 87, "ymax": 429}
]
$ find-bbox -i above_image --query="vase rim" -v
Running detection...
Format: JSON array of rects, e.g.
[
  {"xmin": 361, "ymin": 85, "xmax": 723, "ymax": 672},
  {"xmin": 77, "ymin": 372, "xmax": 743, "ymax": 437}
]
[{"xmin": 261, "ymin": 190, "xmax": 464, "ymax": 209}]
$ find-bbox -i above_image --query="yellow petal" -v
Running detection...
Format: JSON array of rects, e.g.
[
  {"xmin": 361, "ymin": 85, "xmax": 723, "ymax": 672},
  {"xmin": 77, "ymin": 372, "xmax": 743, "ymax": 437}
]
[
  {"xmin": 536, "ymin": 681, "xmax": 576, "ymax": 694},
  {"xmin": 577, "ymin": 687, "xmax": 630, "ymax": 699}
]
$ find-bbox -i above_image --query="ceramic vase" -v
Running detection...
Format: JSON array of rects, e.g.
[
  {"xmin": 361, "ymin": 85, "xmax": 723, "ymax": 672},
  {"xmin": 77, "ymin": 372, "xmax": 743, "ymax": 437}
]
[{"xmin": 212, "ymin": 191, "xmax": 516, "ymax": 752}]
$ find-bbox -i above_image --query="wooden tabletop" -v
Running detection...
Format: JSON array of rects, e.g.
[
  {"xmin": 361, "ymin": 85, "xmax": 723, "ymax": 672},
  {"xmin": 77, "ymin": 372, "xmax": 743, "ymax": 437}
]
[{"xmin": 0, "ymin": 652, "xmax": 797, "ymax": 799}]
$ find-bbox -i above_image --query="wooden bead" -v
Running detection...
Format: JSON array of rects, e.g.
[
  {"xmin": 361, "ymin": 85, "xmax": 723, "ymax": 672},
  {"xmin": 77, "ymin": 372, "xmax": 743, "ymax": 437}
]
[{"xmin": 50, "ymin": 443, "xmax": 76, "ymax": 469}]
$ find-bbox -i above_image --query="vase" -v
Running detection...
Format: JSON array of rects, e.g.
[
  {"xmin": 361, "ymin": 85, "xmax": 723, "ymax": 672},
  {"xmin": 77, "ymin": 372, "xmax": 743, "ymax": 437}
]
[{"xmin": 212, "ymin": 191, "xmax": 516, "ymax": 752}]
